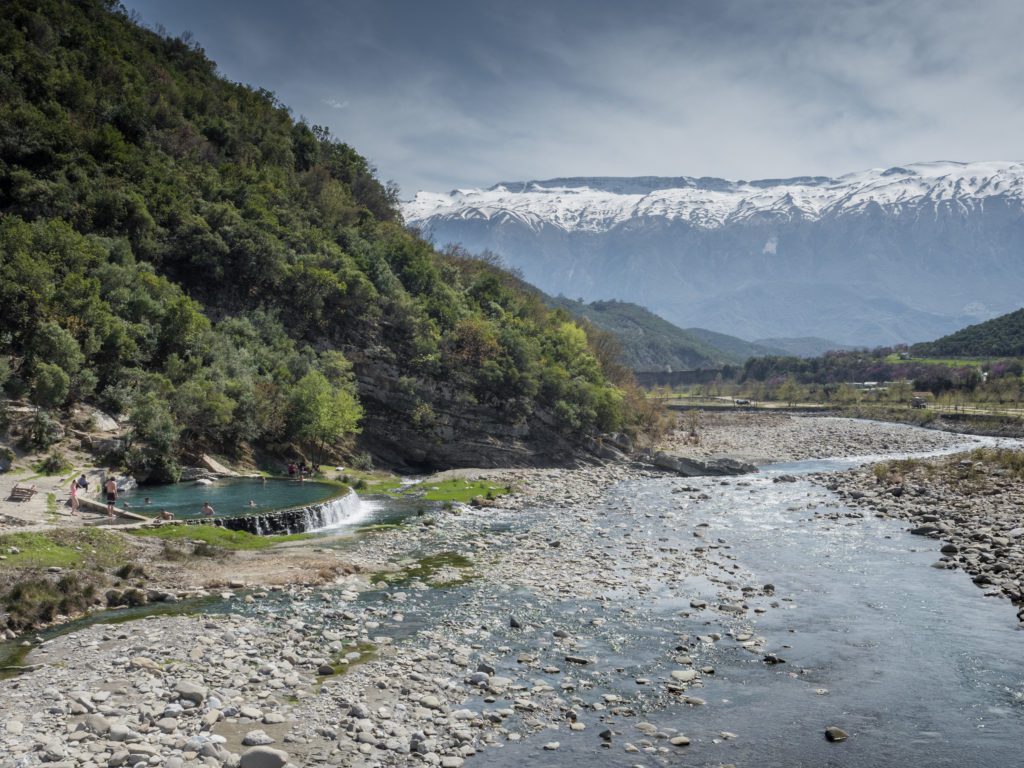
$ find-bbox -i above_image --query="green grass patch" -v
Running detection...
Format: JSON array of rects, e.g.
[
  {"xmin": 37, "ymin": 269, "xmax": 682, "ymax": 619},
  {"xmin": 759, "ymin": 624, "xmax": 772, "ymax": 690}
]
[
  {"xmin": 45, "ymin": 493, "xmax": 57, "ymax": 517},
  {"xmin": 883, "ymin": 354, "xmax": 1004, "ymax": 367},
  {"xmin": 129, "ymin": 525, "xmax": 313, "ymax": 550},
  {"xmin": 385, "ymin": 551, "xmax": 476, "ymax": 588},
  {"xmin": 362, "ymin": 479, "xmax": 403, "ymax": 495},
  {"xmin": 406, "ymin": 479, "xmax": 511, "ymax": 503},
  {"xmin": 334, "ymin": 471, "xmax": 510, "ymax": 503},
  {"xmin": 0, "ymin": 528, "xmax": 129, "ymax": 570},
  {"xmin": 333, "ymin": 469, "xmax": 402, "ymax": 496},
  {"xmin": 320, "ymin": 640, "xmax": 378, "ymax": 680}
]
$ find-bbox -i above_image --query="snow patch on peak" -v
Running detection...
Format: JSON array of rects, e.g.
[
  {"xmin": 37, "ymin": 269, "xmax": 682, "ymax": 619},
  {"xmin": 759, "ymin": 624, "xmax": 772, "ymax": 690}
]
[{"xmin": 405, "ymin": 161, "xmax": 1024, "ymax": 233}]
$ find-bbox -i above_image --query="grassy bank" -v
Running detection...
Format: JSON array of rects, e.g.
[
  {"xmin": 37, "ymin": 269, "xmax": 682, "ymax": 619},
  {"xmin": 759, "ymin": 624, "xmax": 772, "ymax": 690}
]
[
  {"xmin": 0, "ymin": 529, "xmax": 136, "ymax": 632},
  {"xmin": 129, "ymin": 525, "xmax": 312, "ymax": 551},
  {"xmin": 0, "ymin": 524, "xmax": 312, "ymax": 635},
  {"xmin": 359, "ymin": 476, "xmax": 512, "ymax": 503},
  {"xmin": 0, "ymin": 528, "xmax": 129, "ymax": 570},
  {"xmin": 839, "ymin": 404, "xmax": 1024, "ymax": 437}
]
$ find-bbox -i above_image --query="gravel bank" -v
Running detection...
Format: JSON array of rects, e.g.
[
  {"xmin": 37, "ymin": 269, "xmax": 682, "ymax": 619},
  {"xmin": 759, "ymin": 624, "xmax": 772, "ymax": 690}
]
[
  {"xmin": 0, "ymin": 415, "xmax": 985, "ymax": 767},
  {"xmin": 2, "ymin": 460, "xmax": 774, "ymax": 768},
  {"xmin": 661, "ymin": 412, "xmax": 963, "ymax": 463},
  {"xmin": 810, "ymin": 449, "xmax": 1024, "ymax": 624}
]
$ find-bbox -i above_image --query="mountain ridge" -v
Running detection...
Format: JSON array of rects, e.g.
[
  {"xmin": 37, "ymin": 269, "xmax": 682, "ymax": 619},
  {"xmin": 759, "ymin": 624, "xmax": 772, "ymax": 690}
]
[
  {"xmin": 408, "ymin": 161, "xmax": 1024, "ymax": 233},
  {"xmin": 546, "ymin": 297, "xmax": 781, "ymax": 370},
  {"xmin": 405, "ymin": 161, "xmax": 1024, "ymax": 347}
]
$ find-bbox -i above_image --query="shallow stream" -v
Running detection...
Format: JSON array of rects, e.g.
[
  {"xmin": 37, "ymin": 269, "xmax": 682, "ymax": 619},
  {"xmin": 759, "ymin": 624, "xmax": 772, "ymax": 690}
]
[
  {"xmin": 8, "ymin": 433, "xmax": 1024, "ymax": 766},
  {"xmin": 351, "ymin": 440, "xmax": 1024, "ymax": 767}
]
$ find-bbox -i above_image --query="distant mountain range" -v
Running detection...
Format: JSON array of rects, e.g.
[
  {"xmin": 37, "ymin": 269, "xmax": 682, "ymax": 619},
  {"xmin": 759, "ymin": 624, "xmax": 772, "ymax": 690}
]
[
  {"xmin": 913, "ymin": 307, "xmax": 1024, "ymax": 357},
  {"xmin": 405, "ymin": 162, "xmax": 1024, "ymax": 346},
  {"xmin": 547, "ymin": 297, "xmax": 844, "ymax": 371},
  {"xmin": 752, "ymin": 336, "xmax": 853, "ymax": 358}
]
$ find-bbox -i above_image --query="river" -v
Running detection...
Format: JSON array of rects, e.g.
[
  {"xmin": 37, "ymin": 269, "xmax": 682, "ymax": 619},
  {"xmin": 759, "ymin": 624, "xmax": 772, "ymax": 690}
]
[
  {"xmin": 333, "ymin": 441, "xmax": 1024, "ymax": 766},
  {"xmin": 4, "ymin": 428, "xmax": 1023, "ymax": 767}
]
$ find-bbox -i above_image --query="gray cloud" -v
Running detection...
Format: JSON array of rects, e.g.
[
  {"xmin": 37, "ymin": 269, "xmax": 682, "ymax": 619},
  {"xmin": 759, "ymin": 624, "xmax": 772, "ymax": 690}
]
[{"xmin": 122, "ymin": 0, "xmax": 1024, "ymax": 194}]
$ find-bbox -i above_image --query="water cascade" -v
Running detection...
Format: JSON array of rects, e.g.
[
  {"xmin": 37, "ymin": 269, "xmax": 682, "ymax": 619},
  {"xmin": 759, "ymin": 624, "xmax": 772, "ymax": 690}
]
[{"xmin": 197, "ymin": 490, "xmax": 378, "ymax": 535}]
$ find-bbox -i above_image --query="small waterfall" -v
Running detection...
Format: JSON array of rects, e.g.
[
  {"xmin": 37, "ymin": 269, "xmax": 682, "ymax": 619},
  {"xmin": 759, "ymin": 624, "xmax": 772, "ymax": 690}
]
[
  {"xmin": 301, "ymin": 491, "xmax": 378, "ymax": 532},
  {"xmin": 198, "ymin": 490, "xmax": 378, "ymax": 535}
]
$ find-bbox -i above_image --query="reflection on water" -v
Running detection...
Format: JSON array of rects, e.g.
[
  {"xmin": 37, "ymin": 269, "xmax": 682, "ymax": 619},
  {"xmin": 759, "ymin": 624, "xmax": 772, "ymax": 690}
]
[{"xmin": 118, "ymin": 477, "xmax": 339, "ymax": 519}]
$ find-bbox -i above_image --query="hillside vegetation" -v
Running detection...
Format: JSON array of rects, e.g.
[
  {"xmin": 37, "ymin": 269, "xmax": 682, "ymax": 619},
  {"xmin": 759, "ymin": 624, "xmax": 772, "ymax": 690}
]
[
  {"xmin": 912, "ymin": 308, "xmax": 1024, "ymax": 358},
  {"xmin": 680, "ymin": 327, "xmax": 788, "ymax": 364},
  {"xmin": 0, "ymin": 0, "xmax": 646, "ymax": 477},
  {"xmin": 548, "ymin": 297, "xmax": 730, "ymax": 370},
  {"xmin": 750, "ymin": 336, "xmax": 848, "ymax": 358}
]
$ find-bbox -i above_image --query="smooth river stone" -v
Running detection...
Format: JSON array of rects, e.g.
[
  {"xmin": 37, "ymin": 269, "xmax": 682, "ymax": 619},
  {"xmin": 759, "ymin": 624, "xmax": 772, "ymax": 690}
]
[
  {"xmin": 825, "ymin": 725, "xmax": 849, "ymax": 742},
  {"xmin": 239, "ymin": 746, "xmax": 289, "ymax": 768}
]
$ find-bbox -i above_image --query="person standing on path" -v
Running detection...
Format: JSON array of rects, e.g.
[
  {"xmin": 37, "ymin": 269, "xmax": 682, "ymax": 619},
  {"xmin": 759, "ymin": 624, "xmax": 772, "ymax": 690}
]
[
  {"xmin": 104, "ymin": 476, "xmax": 117, "ymax": 518},
  {"xmin": 69, "ymin": 477, "xmax": 80, "ymax": 516}
]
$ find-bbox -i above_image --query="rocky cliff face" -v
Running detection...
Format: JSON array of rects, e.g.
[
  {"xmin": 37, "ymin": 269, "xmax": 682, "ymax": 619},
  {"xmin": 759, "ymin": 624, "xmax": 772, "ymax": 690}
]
[
  {"xmin": 406, "ymin": 162, "xmax": 1024, "ymax": 346},
  {"xmin": 350, "ymin": 354, "xmax": 588, "ymax": 471}
]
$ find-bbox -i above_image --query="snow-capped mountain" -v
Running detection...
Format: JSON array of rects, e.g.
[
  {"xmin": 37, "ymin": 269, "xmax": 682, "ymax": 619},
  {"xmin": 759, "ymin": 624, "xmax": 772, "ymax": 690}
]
[{"xmin": 404, "ymin": 161, "xmax": 1024, "ymax": 346}]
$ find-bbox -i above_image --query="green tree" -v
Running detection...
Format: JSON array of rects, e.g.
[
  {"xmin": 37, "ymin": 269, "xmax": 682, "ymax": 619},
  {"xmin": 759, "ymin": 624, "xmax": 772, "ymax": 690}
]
[
  {"xmin": 0, "ymin": 0, "xmax": 637, "ymax": 471},
  {"xmin": 889, "ymin": 380, "xmax": 912, "ymax": 404},
  {"xmin": 288, "ymin": 370, "xmax": 362, "ymax": 465},
  {"xmin": 125, "ymin": 393, "xmax": 181, "ymax": 483},
  {"xmin": 777, "ymin": 377, "xmax": 801, "ymax": 406},
  {"xmin": 32, "ymin": 321, "xmax": 84, "ymax": 373},
  {"xmin": 32, "ymin": 363, "xmax": 70, "ymax": 408}
]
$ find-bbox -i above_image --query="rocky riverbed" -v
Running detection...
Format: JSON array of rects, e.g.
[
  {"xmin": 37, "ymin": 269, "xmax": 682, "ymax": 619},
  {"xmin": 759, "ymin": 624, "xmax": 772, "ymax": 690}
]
[
  {"xmin": 662, "ymin": 412, "xmax": 963, "ymax": 463},
  {"xmin": 0, "ymin": 414, "xmax": 1014, "ymax": 768},
  {"xmin": 811, "ymin": 447, "xmax": 1024, "ymax": 623},
  {"xmin": 3, "ymin": 460, "xmax": 769, "ymax": 768}
]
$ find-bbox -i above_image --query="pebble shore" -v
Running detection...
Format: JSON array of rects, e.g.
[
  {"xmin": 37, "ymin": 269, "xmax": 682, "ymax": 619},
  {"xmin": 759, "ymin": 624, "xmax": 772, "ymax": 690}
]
[
  {"xmin": 3, "ymin": 461, "xmax": 756, "ymax": 768},
  {"xmin": 0, "ymin": 415, "xmax": 996, "ymax": 767},
  {"xmin": 812, "ymin": 449, "xmax": 1024, "ymax": 623},
  {"xmin": 660, "ymin": 412, "xmax": 963, "ymax": 462}
]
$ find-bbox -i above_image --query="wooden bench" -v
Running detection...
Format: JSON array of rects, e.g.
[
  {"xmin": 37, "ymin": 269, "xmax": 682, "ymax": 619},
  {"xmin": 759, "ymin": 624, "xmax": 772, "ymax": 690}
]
[{"xmin": 8, "ymin": 483, "xmax": 37, "ymax": 501}]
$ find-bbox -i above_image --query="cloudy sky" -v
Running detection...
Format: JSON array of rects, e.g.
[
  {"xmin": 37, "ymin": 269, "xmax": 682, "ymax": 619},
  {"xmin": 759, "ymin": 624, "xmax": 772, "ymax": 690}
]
[{"xmin": 122, "ymin": 0, "xmax": 1024, "ymax": 196}]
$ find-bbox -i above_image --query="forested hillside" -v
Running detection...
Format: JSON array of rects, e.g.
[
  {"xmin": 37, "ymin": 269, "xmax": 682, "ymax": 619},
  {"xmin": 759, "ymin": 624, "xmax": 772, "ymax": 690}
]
[
  {"xmin": 912, "ymin": 308, "xmax": 1024, "ymax": 358},
  {"xmin": 547, "ymin": 297, "xmax": 735, "ymax": 370},
  {"xmin": 0, "ymin": 0, "xmax": 646, "ymax": 477}
]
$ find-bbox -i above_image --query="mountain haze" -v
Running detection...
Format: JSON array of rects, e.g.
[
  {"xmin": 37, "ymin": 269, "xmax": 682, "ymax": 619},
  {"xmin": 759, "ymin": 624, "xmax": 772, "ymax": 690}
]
[
  {"xmin": 406, "ymin": 163, "xmax": 1024, "ymax": 346},
  {"xmin": 752, "ymin": 337, "xmax": 851, "ymax": 358}
]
